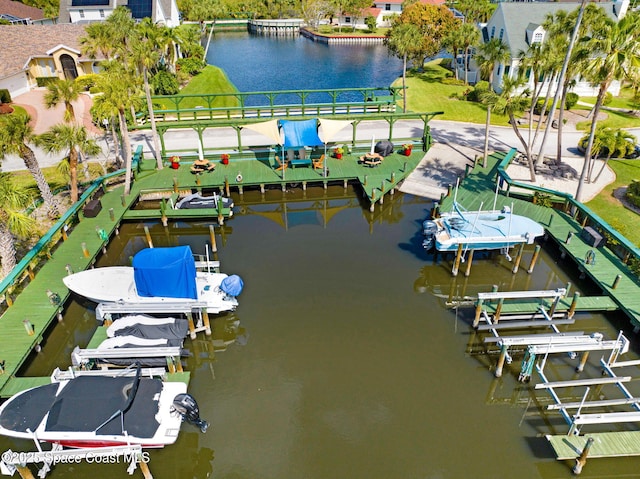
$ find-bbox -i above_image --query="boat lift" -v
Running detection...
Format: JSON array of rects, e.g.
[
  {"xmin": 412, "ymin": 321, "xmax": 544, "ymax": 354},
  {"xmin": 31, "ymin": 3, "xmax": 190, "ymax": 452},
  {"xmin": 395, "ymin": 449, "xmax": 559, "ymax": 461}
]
[{"xmin": 71, "ymin": 345, "xmax": 185, "ymax": 373}]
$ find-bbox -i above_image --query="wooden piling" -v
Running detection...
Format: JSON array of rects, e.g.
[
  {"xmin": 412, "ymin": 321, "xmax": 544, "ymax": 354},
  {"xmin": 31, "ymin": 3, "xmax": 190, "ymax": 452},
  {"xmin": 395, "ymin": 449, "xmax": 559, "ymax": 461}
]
[
  {"xmin": 527, "ymin": 245, "xmax": 541, "ymax": 273},
  {"xmin": 512, "ymin": 243, "xmax": 525, "ymax": 274},
  {"xmin": 16, "ymin": 465, "xmax": 36, "ymax": 479},
  {"xmin": 144, "ymin": 226, "xmax": 153, "ymax": 248},
  {"xmin": 109, "ymin": 207, "xmax": 115, "ymax": 221},
  {"xmin": 473, "ymin": 299, "xmax": 484, "ymax": 328},
  {"xmin": 209, "ymin": 225, "xmax": 218, "ymax": 253},
  {"xmin": 568, "ymin": 292, "xmax": 580, "ymax": 319},
  {"xmin": 464, "ymin": 249, "xmax": 474, "ymax": 277},
  {"xmin": 495, "ymin": 343, "xmax": 509, "ymax": 378},
  {"xmin": 566, "ymin": 231, "xmax": 573, "ymax": 244},
  {"xmin": 172, "ymin": 177, "xmax": 178, "ymax": 193},
  {"xmin": 140, "ymin": 459, "xmax": 154, "ymax": 479},
  {"xmin": 82, "ymin": 242, "xmax": 89, "ymax": 258},
  {"xmin": 494, "ymin": 298, "xmax": 504, "ymax": 323},
  {"xmin": 576, "ymin": 351, "xmax": 590, "ymax": 373},
  {"xmin": 186, "ymin": 312, "xmax": 196, "ymax": 340},
  {"xmin": 225, "ymin": 177, "xmax": 230, "ymax": 197},
  {"xmin": 612, "ymin": 274, "xmax": 622, "ymax": 289},
  {"xmin": 202, "ymin": 309, "xmax": 212, "ymax": 336},
  {"xmin": 572, "ymin": 437, "xmax": 594, "ymax": 475},
  {"xmin": 452, "ymin": 244, "xmax": 463, "ymax": 276}
]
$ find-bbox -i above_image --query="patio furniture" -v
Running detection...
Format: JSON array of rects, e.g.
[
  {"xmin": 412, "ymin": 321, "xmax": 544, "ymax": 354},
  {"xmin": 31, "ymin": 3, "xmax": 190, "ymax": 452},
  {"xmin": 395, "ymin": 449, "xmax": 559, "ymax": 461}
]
[
  {"xmin": 359, "ymin": 153, "xmax": 383, "ymax": 167},
  {"xmin": 312, "ymin": 154, "xmax": 325, "ymax": 170},
  {"xmin": 191, "ymin": 159, "xmax": 215, "ymax": 174},
  {"xmin": 275, "ymin": 155, "xmax": 289, "ymax": 171}
]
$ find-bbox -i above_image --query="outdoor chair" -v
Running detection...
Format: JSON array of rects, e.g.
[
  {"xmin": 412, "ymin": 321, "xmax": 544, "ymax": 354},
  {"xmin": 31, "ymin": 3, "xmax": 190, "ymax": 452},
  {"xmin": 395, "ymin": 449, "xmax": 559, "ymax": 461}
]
[
  {"xmin": 275, "ymin": 155, "xmax": 288, "ymax": 171},
  {"xmin": 297, "ymin": 148, "xmax": 306, "ymax": 160},
  {"xmin": 312, "ymin": 154, "xmax": 325, "ymax": 170}
]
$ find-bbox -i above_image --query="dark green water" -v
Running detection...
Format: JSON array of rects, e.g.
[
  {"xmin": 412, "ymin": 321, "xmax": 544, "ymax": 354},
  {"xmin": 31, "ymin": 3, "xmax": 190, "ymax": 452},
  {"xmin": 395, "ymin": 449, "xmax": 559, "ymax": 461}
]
[{"xmin": 2, "ymin": 186, "xmax": 638, "ymax": 478}]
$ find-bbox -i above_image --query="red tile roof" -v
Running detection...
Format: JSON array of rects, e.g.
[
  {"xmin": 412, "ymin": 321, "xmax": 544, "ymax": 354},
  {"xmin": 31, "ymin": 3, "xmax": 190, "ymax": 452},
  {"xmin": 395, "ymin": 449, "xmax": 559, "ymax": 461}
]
[{"xmin": 0, "ymin": 24, "xmax": 89, "ymax": 78}]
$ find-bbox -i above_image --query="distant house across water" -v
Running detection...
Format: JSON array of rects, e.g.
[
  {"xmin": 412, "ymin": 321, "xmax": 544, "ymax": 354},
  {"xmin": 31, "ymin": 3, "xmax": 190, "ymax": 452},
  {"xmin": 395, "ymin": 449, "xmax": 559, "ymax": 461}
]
[
  {"xmin": 335, "ymin": 0, "xmax": 452, "ymax": 30},
  {"xmin": 58, "ymin": 0, "xmax": 179, "ymax": 26}
]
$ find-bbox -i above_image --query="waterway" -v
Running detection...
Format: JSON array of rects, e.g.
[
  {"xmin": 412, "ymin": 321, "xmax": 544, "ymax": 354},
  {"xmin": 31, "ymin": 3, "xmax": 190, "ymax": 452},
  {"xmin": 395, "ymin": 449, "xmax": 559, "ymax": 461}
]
[
  {"xmin": 2, "ymin": 35, "xmax": 640, "ymax": 479},
  {"xmin": 206, "ymin": 32, "xmax": 403, "ymax": 104},
  {"xmin": 2, "ymin": 185, "xmax": 639, "ymax": 479}
]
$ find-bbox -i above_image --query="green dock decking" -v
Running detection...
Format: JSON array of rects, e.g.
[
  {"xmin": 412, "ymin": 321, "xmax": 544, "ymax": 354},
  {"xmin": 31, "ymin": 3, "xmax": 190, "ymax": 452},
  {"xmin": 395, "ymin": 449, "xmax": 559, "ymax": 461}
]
[
  {"xmin": 547, "ymin": 431, "xmax": 640, "ymax": 460},
  {"xmin": 441, "ymin": 150, "xmax": 640, "ymax": 328},
  {"xmin": 481, "ymin": 295, "xmax": 619, "ymax": 316}
]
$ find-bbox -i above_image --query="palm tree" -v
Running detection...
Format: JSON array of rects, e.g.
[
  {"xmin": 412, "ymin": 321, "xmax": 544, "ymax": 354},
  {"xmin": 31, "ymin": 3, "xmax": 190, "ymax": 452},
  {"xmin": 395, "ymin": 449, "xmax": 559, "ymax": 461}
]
[
  {"xmin": 0, "ymin": 174, "xmax": 37, "ymax": 279},
  {"xmin": 589, "ymin": 127, "xmax": 636, "ymax": 182},
  {"xmin": 459, "ymin": 22, "xmax": 480, "ymax": 85},
  {"xmin": 0, "ymin": 114, "xmax": 60, "ymax": 218},
  {"xmin": 488, "ymin": 76, "xmax": 536, "ymax": 181},
  {"xmin": 443, "ymin": 27, "xmax": 465, "ymax": 81},
  {"xmin": 131, "ymin": 19, "xmax": 164, "ymax": 170},
  {"xmin": 43, "ymin": 79, "xmax": 84, "ymax": 124},
  {"xmin": 575, "ymin": 11, "xmax": 640, "ymax": 202},
  {"xmin": 475, "ymin": 38, "xmax": 511, "ymax": 167},
  {"xmin": 36, "ymin": 124, "xmax": 101, "ymax": 203},
  {"xmin": 385, "ymin": 23, "xmax": 423, "ymax": 113},
  {"xmin": 94, "ymin": 60, "xmax": 143, "ymax": 196}
]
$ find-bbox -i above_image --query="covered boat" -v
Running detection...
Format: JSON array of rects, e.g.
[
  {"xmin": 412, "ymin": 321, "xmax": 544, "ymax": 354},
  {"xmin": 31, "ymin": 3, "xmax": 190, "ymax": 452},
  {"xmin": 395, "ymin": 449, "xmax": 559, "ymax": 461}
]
[
  {"xmin": 175, "ymin": 192, "xmax": 234, "ymax": 211},
  {"xmin": 63, "ymin": 246, "xmax": 243, "ymax": 314},
  {"xmin": 422, "ymin": 204, "xmax": 544, "ymax": 253},
  {"xmin": 0, "ymin": 370, "xmax": 206, "ymax": 448}
]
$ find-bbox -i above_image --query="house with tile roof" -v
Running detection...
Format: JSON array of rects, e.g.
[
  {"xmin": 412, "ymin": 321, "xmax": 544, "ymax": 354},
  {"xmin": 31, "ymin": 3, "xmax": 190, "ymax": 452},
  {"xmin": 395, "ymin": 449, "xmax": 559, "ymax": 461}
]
[
  {"xmin": 0, "ymin": 24, "xmax": 100, "ymax": 99},
  {"xmin": 463, "ymin": 1, "xmax": 630, "ymax": 96},
  {"xmin": 336, "ymin": 0, "xmax": 447, "ymax": 29},
  {"xmin": 0, "ymin": 0, "xmax": 51, "ymax": 24},
  {"xmin": 58, "ymin": 0, "xmax": 179, "ymax": 27}
]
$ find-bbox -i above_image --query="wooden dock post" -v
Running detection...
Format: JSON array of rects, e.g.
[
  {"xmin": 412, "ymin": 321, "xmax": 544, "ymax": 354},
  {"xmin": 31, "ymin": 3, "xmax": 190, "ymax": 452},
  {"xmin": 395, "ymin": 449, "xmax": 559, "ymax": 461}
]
[
  {"xmin": 576, "ymin": 351, "xmax": 590, "ymax": 373},
  {"xmin": 612, "ymin": 274, "xmax": 622, "ymax": 289},
  {"xmin": 495, "ymin": 343, "xmax": 509, "ymax": 378},
  {"xmin": 202, "ymin": 309, "xmax": 212, "ymax": 336},
  {"xmin": 473, "ymin": 299, "xmax": 484, "ymax": 328},
  {"xmin": 512, "ymin": 243, "xmax": 525, "ymax": 274},
  {"xmin": 144, "ymin": 226, "xmax": 153, "ymax": 248},
  {"xmin": 527, "ymin": 245, "xmax": 541, "ymax": 273},
  {"xmin": 109, "ymin": 207, "xmax": 115, "ymax": 221},
  {"xmin": 172, "ymin": 177, "xmax": 178, "ymax": 193},
  {"xmin": 15, "ymin": 465, "xmax": 35, "ymax": 479},
  {"xmin": 566, "ymin": 231, "xmax": 573, "ymax": 244},
  {"xmin": 494, "ymin": 298, "xmax": 504, "ymax": 323},
  {"xmin": 140, "ymin": 459, "xmax": 154, "ymax": 479},
  {"xmin": 209, "ymin": 225, "xmax": 218, "ymax": 253},
  {"xmin": 464, "ymin": 249, "xmax": 474, "ymax": 277},
  {"xmin": 452, "ymin": 244, "xmax": 463, "ymax": 276},
  {"xmin": 81, "ymin": 242, "xmax": 89, "ymax": 258},
  {"xmin": 225, "ymin": 177, "xmax": 230, "ymax": 197},
  {"xmin": 572, "ymin": 437, "xmax": 594, "ymax": 475},
  {"xmin": 186, "ymin": 312, "xmax": 196, "ymax": 340},
  {"xmin": 568, "ymin": 292, "xmax": 580, "ymax": 319}
]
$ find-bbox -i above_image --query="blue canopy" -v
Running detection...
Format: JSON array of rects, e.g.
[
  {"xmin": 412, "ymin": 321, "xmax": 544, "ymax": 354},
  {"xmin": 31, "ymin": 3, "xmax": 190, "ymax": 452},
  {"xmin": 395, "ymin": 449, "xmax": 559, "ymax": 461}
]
[
  {"xmin": 133, "ymin": 246, "xmax": 197, "ymax": 299},
  {"xmin": 280, "ymin": 119, "xmax": 322, "ymax": 148}
]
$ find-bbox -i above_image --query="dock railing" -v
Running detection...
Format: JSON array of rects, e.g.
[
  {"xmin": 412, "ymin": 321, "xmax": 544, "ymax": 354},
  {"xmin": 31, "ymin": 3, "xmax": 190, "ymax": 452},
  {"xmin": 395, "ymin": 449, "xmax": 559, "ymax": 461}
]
[{"xmin": 496, "ymin": 148, "xmax": 640, "ymax": 272}]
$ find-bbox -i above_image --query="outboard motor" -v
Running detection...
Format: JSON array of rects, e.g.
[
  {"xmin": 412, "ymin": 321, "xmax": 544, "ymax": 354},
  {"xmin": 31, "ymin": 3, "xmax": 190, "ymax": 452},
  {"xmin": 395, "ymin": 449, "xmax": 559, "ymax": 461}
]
[
  {"xmin": 422, "ymin": 220, "xmax": 438, "ymax": 251},
  {"xmin": 172, "ymin": 393, "xmax": 209, "ymax": 433}
]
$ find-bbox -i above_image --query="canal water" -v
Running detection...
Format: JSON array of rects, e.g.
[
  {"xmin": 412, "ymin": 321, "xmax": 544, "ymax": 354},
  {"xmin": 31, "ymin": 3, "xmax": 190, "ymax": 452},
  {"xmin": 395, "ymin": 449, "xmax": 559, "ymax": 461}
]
[
  {"xmin": 3, "ymin": 186, "xmax": 638, "ymax": 479},
  {"xmin": 2, "ymin": 34, "xmax": 639, "ymax": 479}
]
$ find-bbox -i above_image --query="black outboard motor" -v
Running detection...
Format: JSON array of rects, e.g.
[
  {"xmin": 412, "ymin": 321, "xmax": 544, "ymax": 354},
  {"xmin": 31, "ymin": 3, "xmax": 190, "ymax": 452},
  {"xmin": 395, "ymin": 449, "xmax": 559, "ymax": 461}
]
[
  {"xmin": 172, "ymin": 393, "xmax": 209, "ymax": 433},
  {"xmin": 422, "ymin": 220, "xmax": 438, "ymax": 251}
]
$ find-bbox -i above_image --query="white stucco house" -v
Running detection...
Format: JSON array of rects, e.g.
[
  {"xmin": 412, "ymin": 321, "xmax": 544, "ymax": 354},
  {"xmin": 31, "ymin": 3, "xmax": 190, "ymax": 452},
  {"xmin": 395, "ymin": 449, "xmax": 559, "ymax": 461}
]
[
  {"xmin": 58, "ymin": 0, "xmax": 179, "ymax": 27},
  {"xmin": 463, "ymin": 0, "xmax": 631, "ymax": 96}
]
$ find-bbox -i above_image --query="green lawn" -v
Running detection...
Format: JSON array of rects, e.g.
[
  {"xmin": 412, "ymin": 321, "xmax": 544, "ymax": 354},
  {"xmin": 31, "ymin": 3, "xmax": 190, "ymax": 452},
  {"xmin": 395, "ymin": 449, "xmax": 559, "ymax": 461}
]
[
  {"xmin": 155, "ymin": 65, "xmax": 239, "ymax": 110},
  {"xmin": 397, "ymin": 60, "xmax": 510, "ymax": 124},
  {"xmin": 586, "ymin": 159, "xmax": 640, "ymax": 246}
]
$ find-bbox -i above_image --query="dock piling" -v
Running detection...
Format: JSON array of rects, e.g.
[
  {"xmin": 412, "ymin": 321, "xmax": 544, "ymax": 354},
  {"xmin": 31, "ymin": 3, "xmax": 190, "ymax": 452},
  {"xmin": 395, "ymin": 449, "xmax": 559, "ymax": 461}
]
[
  {"xmin": 527, "ymin": 245, "xmax": 541, "ymax": 273},
  {"xmin": 512, "ymin": 243, "xmax": 525, "ymax": 274},
  {"xmin": 464, "ymin": 250, "xmax": 474, "ymax": 277},
  {"xmin": 81, "ymin": 242, "xmax": 89, "ymax": 258},
  {"xmin": 612, "ymin": 274, "xmax": 622, "ymax": 289},
  {"xmin": 495, "ymin": 343, "xmax": 509, "ymax": 378},
  {"xmin": 568, "ymin": 292, "xmax": 580, "ymax": 319},
  {"xmin": 573, "ymin": 437, "xmax": 594, "ymax": 475},
  {"xmin": 576, "ymin": 351, "xmax": 590, "ymax": 373},
  {"xmin": 209, "ymin": 225, "xmax": 218, "ymax": 253},
  {"xmin": 173, "ymin": 177, "xmax": 178, "ymax": 193},
  {"xmin": 452, "ymin": 244, "xmax": 463, "ymax": 276},
  {"xmin": 566, "ymin": 232, "xmax": 573, "ymax": 244},
  {"xmin": 144, "ymin": 226, "xmax": 153, "ymax": 248},
  {"xmin": 22, "ymin": 319, "xmax": 34, "ymax": 336},
  {"xmin": 109, "ymin": 208, "xmax": 115, "ymax": 221}
]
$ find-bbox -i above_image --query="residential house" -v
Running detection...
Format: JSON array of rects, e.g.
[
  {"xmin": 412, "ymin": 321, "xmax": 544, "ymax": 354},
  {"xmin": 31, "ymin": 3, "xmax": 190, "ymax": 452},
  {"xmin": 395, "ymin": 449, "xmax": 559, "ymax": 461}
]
[
  {"xmin": 464, "ymin": 0, "xmax": 630, "ymax": 95},
  {"xmin": 0, "ymin": 24, "xmax": 100, "ymax": 98},
  {"xmin": 0, "ymin": 0, "xmax": 52, "ymax": 24},
  {"xmin": 58, "ymin": 0, "xmax": 179, "ymax": 27},
  {"xmin": 336, "ymin": 0, "xmax": 447, "ymax": 30}
]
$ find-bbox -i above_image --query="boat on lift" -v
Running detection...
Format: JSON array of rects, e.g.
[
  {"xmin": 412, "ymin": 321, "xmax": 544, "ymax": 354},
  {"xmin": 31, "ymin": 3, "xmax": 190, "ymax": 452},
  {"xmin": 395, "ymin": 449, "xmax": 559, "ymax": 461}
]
[
  {"xmin": 63, "ymin": 246, "xmax": 244, "ymax": 314},
  {"xmin": 175, "ymin": 192, "xmax": 234, "ymax": 212}
]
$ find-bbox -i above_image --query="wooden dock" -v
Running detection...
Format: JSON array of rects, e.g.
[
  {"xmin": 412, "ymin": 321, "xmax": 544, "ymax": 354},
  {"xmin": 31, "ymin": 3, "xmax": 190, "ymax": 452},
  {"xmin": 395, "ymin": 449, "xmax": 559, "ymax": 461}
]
[{"xmin": 547, "ymin": 431, "xmax": 640, "ymax": 459}]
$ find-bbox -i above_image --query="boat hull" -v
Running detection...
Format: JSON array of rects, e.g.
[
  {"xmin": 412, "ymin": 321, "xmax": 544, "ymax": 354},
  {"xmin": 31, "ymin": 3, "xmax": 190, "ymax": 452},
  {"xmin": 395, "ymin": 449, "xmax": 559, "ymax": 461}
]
[{"xmin": 63, "ymin": 267, "xmax": 238, "ymax": 314}]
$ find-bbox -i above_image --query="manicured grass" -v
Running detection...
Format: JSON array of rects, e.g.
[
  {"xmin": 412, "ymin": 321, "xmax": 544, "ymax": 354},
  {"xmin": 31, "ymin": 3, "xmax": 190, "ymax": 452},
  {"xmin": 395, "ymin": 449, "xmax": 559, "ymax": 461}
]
[
  {"xmin": 579, "ymin": 86, "xmax": 640, "ymax": 110},
  {"xmin": 586, "ymin": 159, "xmax": 640, "ymax": 246},
  {"xmin": 156, "ymin": 65, "xmax": 239, "ymax": 110},
  {"xmin": 576, "ymin": 109, "xmax": 640, "ymax": 131},
  {"xmin": 398, "ymin": 60, "xmax": 510, "ymax": 124},
  {"xmin": 10, "ymin": 164, "xmax": 104, "ymax": 195}
]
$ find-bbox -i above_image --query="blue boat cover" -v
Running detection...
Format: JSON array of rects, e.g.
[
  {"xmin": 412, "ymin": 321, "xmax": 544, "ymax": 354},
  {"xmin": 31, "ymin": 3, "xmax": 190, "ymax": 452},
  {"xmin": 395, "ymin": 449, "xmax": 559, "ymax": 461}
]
[
  {"xmin": 280, "ymin": 119, "xmax": 322, "ymax": 148},
  {"xmin": 133, "ymin": 246, "xmax": 197, "ymax": 299},
  {"xmin": 220, "ymin": 275, "xmax": 244, "ymax": 297}
]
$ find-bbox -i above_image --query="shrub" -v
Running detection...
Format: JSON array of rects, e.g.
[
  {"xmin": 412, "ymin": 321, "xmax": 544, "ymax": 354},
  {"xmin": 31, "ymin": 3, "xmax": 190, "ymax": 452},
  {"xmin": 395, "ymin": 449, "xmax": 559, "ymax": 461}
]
[
  {"xmin": 441, "ymin": 77, "xmax": 464, "ymax": 86},
  {"xmin": 565, "ymin": 92, "xmax": 579, "ymax": 110},
  {"xmin": 151, "ymin": 70, "xmax": 179, "ymax": 95},
  {"xmin": 625, "ymin": 179, "xmax": 640, "ymax": 208},
  {"xmin": 75, "ymin": 74, "xmax": 100, "ymax": 91},
  {"xmin": 365, "ymin": 15, "xmax": 376, "ymax": 32},
  {"xmin": 176, "ymin": 57, "xmax": 205, "ymax": 76},
  {"xmin": 603, "ymin": 91, "xmax": 613, "ymax": 105},
  {"xmin": 534, "ymin": 98, "xmax": 550, "ymax": 115},
  {"xmin": 467, "ymin": 81, "xmax": 489, "ymax": 102},
  {"xmin": 35, "ymin": 77, "xmax": 58, "ymax": 88},
  {"xmin": 0, "ymin": 89, "xmax": 11, "ymax": 104}
]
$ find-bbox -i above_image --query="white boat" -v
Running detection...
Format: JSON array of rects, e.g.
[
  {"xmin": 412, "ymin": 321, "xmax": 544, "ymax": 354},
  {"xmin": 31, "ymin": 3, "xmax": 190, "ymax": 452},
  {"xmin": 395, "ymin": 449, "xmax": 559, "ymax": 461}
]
[
  {"xmin": 175, "ymin": 192, "xmax": 234, "ymax": 211},
  {"xmin": 422, "ymin": 203, "xmax": 544, "ymax": 253},
  {"xmin": 0, "ymin": 368, "xmax": 207, "ymax": 448},
  {"xmin": 63, "ymin": 246, "xmax": 243, "ymax": 314}
]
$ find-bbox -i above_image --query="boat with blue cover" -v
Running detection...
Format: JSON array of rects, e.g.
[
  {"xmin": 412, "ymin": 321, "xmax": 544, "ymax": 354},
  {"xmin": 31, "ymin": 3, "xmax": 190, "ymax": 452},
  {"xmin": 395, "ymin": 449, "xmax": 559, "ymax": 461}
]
[{"xmin": 63, "ymin": 246, "xmax": 243, "ymax": 314}]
